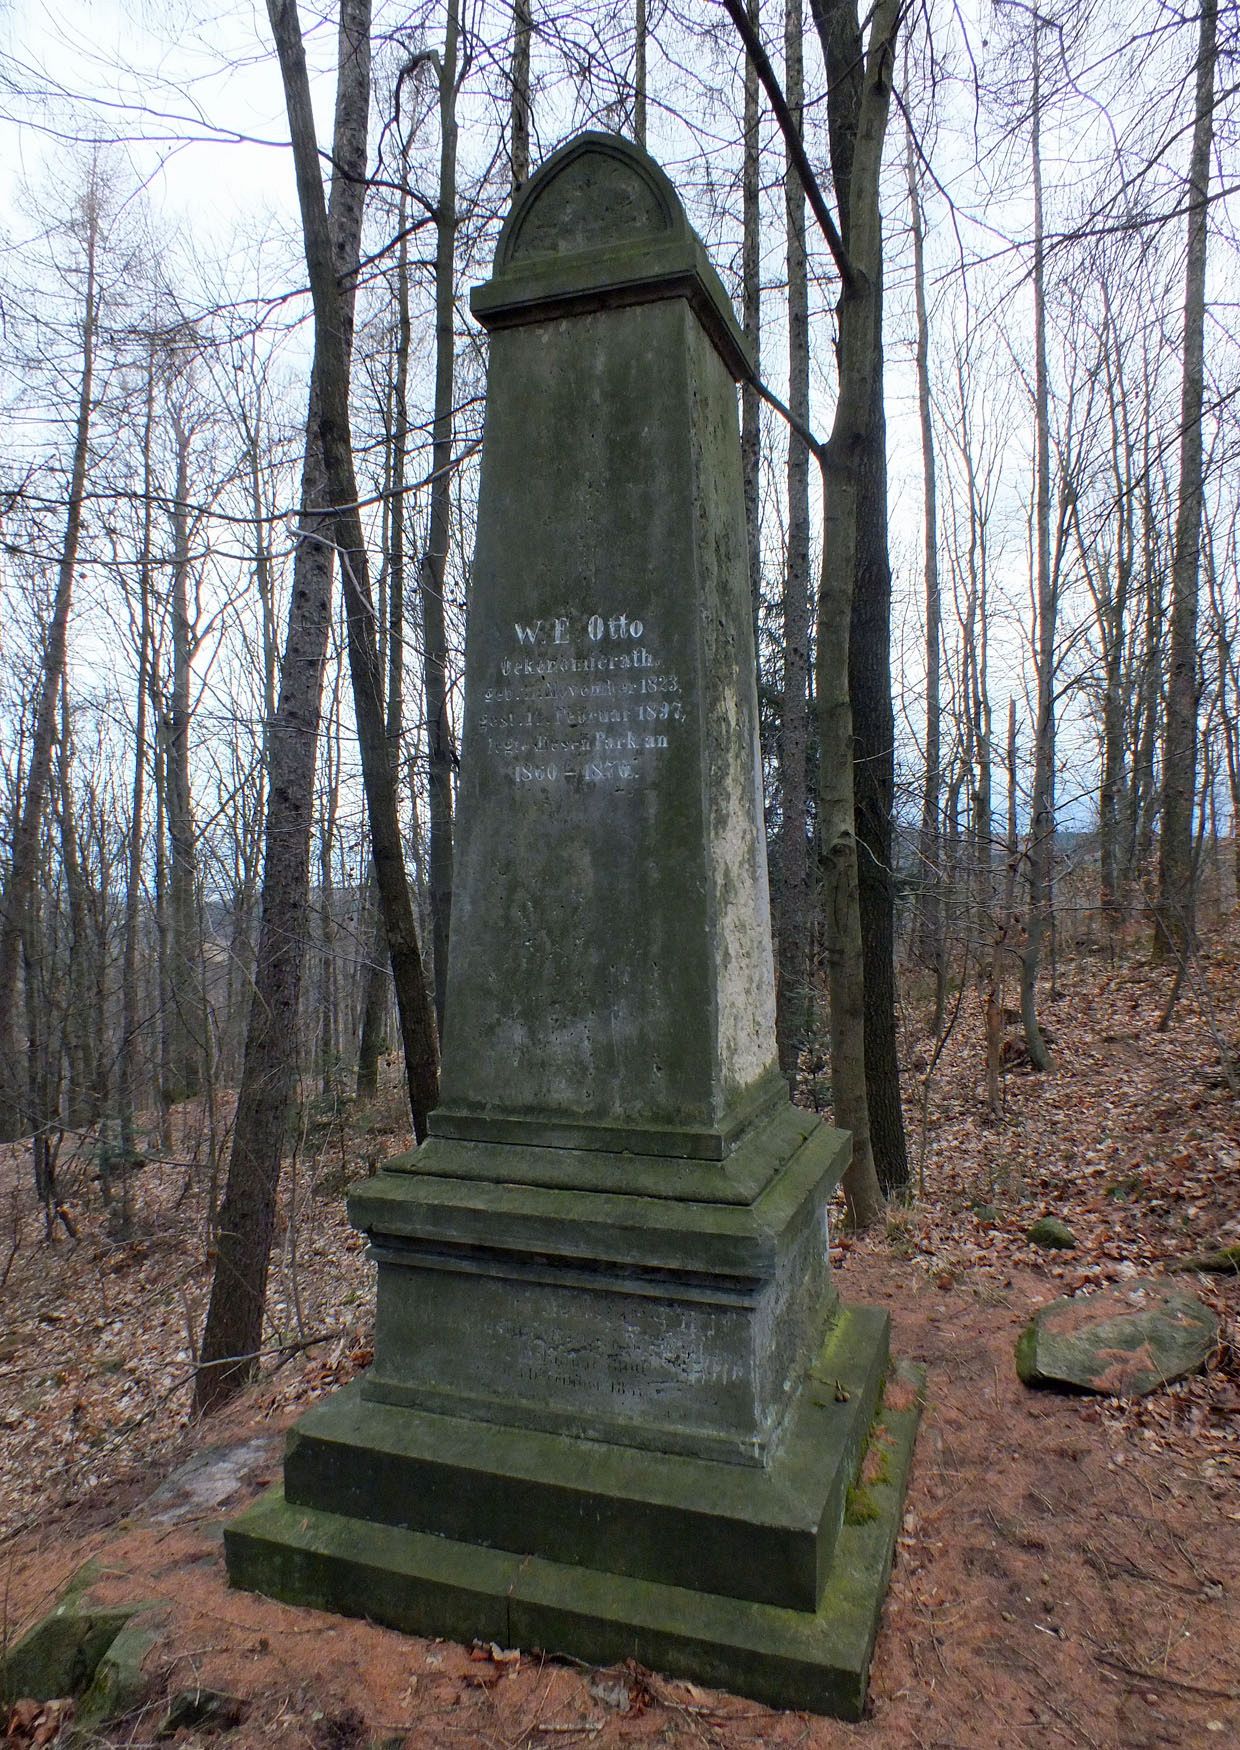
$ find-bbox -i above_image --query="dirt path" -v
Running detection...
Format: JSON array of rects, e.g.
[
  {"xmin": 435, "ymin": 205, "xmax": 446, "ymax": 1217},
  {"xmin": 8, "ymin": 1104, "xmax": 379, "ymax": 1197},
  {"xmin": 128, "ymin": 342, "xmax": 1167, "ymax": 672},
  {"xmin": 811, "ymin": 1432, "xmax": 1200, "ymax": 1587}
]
[{"xmin": 1, "ymin": 956, "xmax": 1237, "ymax": 1746}]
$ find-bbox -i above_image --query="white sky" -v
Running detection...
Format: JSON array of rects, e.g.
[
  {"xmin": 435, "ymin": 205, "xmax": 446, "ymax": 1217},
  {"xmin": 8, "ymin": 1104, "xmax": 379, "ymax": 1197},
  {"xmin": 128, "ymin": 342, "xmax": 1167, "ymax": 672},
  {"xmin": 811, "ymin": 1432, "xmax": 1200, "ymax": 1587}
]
[{"xmin": 2, "ymin": 0, "xmax": 1228, "ymax": 839}]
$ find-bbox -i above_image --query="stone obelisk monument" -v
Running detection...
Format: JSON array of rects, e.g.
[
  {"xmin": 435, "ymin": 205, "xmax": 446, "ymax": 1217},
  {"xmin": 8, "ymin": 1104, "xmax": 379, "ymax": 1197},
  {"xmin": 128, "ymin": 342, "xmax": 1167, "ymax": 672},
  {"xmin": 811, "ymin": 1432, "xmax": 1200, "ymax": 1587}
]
[{"xmin": 227, "ymin": 133, "xmax": 919, "ymax": 1719}]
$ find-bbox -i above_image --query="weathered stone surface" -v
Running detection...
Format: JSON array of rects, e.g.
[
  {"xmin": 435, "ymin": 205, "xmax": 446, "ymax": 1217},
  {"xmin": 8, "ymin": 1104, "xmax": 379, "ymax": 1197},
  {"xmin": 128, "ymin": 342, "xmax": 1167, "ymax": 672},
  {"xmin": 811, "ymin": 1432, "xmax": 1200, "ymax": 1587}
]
[
  {"xmin": 355, "ymin": 1119, "xmax": 846, "ymax": 1465},
  {"xmin": 0, "ymin": 1565, "xmax": 145, "ymax": 1706},
  {"xmin": 439, "ymin": 135, "xmax": 772, "ymax": 1157},
  {"xmin": 265, "ymin": 1303, "xmax": 888, "ymax": 1613},
  {"xmin": 229, "ymin": 1361, "xmax": 923, "ymax": 1723},
  {"xmin": 1016, "ymin": 1279, "xmax": 1218, "ymax": 1396},
  {"xmin": 1027, "ymin": 1215, "xmax": 1077, "ymax": 1249},
  {"xmin": 73, "ymin": 1620, "xmax": 160, "ymax": 1739},
  {"xmin": 140, "ymin": 1435, "xmax": 280, "ymax": 1527},
  {"xmin": 227, "ymin": 132, "xmax": 911, "ymax": 1721}
]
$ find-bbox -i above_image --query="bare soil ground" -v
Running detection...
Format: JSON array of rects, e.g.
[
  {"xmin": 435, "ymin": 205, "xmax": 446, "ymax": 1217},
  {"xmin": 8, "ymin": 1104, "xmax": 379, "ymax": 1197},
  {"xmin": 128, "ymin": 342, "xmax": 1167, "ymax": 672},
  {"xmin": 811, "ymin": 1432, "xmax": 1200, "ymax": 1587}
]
[{"xmin": 1, "ymin": 950, "xmax": 1238, "ymax": 1748}]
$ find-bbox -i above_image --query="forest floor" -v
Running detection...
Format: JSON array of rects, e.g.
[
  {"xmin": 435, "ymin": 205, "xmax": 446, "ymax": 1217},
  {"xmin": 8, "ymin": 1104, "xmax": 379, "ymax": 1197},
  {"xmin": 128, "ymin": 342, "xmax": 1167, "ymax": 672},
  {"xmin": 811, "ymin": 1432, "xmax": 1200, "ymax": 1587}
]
[{"xmin": 0, "ymin": 945, "xmax": 1238, "ymax": 1748}]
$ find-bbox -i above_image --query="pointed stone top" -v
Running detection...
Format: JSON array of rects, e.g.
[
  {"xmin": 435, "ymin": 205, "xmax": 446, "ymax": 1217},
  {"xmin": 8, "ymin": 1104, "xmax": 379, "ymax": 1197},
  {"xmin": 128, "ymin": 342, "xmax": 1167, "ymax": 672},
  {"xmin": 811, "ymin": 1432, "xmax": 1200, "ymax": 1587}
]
[{"xmin": 471, "ymin": 131, "xmax": 752, "ymax": 381}]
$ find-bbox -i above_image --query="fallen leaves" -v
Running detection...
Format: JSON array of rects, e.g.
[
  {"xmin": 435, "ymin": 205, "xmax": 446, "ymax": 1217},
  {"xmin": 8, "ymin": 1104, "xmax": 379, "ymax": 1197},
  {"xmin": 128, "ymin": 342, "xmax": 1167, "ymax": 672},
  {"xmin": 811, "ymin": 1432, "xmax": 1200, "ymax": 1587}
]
[
  {"xmin": 0, "ymin": 1090, "xmax": 403, "ymax": 1541},
  {"xmin": 2, "ymin": 1698, "xmax": 73, "ymax": 1747}
]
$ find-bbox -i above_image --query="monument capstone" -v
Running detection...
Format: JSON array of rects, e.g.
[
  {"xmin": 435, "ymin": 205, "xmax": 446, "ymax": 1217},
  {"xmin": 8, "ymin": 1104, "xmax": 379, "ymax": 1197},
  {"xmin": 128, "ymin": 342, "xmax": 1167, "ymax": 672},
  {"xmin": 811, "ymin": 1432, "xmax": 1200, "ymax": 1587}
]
[{"xmin": 226, "ymin": 131, "xmax": 920, "ymax": 1719}]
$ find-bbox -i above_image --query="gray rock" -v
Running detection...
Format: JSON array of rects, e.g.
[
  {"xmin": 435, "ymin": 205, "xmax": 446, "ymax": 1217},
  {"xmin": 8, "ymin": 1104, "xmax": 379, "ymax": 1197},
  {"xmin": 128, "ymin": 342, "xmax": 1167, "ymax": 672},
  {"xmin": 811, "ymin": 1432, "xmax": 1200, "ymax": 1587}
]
[
  {"xmin": 1016, "ymin": 1279, "xmax": 1218, "ymax": 1396},
  {"xmin": 141, "ymin": 1435, "xmax": 280, "ymax": 1527}
]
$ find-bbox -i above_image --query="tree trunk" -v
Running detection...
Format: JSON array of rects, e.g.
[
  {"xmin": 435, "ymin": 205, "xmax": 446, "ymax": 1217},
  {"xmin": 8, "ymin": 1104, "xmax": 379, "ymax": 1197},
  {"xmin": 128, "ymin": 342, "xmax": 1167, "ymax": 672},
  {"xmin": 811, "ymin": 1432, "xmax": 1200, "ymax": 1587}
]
[
  {"xmin": 317, "ymin": 670, "xmax": 343, "ymax": 1096},
  {"xmin": 634, "ymin": 0, "xmax": 647, "ymax": 147},
  {"xmin": 56, "ymin": 678, "xmax": 96, "ymax": 1128},
  {"xmin": 775, "ymin": 0, "xmax": 812, "ymax": 1088},
  {"xmin": 1155, "ymin": 0, "xmax": 1216, "ymax": 961},
  {"xmin": 119, "ymin": 356, "xmax": 155, "ymax": 1177},
  {"xmin": 422, "ymin": 0, "xmax": 460, "ymax": 1033},
  {"xmin": 813, "ymin": 0, "xmax": 908, "ymax": 1197},
  {"xmin": 724, "ymin": 0, "xmax": 893, "ymax": 1224},
  {"xmin": 907, "ymin": 108, "xmax": 944, "ymax": 1032},
  {"xmin": 510, "ymin": 0, "xmax": 531, "ymax": 191},
  {"xmin": 269, "ymin": 0, "xmax": 440, "ymax": 1122},
  {"xmin": 1020, "ymin": 22, "xmax": 1055, "ymax": 1073},
  {"xmin": 741, "ymin": 0, "xmax": 762, "ymax": 652},
  {"xmin": 195, "ymin": 0, "xmax": 376, "ymax": 1416},
  {"xmin": 166, "ymin": 407, "xmax": 203, "ymax": 1102},
  {"xmin": 0, "ymin": 182, "xmax": 98, "ymax": 1141},
  {"xmin": 358, "ymin": 125, "xmax": 415, "ymax": 1097}
]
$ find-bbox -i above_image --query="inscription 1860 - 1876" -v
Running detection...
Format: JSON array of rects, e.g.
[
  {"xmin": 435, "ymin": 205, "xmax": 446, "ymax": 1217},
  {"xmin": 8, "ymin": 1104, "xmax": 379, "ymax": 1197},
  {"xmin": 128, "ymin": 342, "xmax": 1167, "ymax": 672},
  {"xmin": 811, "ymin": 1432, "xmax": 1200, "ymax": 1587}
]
[{"xmin": 478, "ymin": 608, "xmax": 684, "ymax": 789}]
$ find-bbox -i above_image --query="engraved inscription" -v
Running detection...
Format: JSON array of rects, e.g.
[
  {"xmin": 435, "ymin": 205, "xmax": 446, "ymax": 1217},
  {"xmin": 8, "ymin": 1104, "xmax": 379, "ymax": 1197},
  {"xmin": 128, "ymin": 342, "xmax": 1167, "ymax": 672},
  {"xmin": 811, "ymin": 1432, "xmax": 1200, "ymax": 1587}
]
[
  {"xmin": 478, "ymin": 608, "xmax": 684, "ymax": 790},
  {"xmin": 502, "ymin": 1316, "xmax": 740, "ymax": 1411}
]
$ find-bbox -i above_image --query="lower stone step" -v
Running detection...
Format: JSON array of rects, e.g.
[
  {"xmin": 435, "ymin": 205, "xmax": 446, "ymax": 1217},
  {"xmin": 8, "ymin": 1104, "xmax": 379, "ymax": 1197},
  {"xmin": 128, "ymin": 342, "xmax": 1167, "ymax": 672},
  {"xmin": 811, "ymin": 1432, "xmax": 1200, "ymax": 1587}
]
[
  {"xmin": 226, "ymin": 1359, "xmax": 922, "ymax": 1720},
  {"xmin": 282, "ymin": 1301, "xmax": 889, "ymax": 1612}
]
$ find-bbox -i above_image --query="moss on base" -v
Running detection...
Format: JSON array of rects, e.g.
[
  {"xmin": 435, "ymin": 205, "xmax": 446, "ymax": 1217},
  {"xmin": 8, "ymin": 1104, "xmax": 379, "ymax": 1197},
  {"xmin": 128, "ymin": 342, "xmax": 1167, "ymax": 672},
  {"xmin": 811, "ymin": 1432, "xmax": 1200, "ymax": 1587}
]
[{"xmin": 227, "ymin": 1362, "xmax": 922, "ymax": 1721}]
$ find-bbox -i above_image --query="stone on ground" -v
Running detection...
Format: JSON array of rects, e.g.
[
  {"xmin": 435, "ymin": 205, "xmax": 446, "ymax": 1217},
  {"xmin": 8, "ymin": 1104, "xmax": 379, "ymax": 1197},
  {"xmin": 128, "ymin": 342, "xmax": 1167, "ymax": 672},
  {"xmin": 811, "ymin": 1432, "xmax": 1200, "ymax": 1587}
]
[
  {"xmin": 72, "ymin": 1619, "xmax": 160, "ymax": 1740},
  {"xmin": 1016, "ymin": 1279, "xmax": 1218, "ymax": 1396},
  {"xmin": 1027, "ymin": 1215, "xmax": 1077, "ymax": 1249},
  {"xmin": 0, "ymin": 1562, "xmax": 144, "ymax": 1706}
]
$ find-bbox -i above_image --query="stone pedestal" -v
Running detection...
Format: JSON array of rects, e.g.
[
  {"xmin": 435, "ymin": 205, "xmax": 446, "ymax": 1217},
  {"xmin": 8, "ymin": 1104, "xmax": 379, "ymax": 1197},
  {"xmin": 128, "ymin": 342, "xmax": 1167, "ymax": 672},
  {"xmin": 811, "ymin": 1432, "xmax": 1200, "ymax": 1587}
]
[{"xmin": 226, "ymin": 133, "xmax": 918, "ymax": 1720}]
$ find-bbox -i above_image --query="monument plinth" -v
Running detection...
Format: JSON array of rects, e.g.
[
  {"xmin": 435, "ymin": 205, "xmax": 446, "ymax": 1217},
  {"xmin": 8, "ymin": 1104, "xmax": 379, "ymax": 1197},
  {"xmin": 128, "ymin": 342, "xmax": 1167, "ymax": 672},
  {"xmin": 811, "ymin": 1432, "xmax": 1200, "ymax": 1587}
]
[{"xmin": 226, "ymin": 132, "xmax": 919, "ymax": 1719}]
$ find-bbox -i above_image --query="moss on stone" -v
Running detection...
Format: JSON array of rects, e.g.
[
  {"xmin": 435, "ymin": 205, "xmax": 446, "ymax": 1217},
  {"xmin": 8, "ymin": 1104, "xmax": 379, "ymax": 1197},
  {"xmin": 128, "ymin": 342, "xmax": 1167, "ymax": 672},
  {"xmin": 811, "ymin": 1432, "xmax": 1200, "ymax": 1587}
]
[
  {"xmin": 1027, "ymin": 1215, "xmax": 1076, "ymax": 1250},
  {"xmin": 844, "ymin": 1484, "xmax": 880, "ymax": 1526}
]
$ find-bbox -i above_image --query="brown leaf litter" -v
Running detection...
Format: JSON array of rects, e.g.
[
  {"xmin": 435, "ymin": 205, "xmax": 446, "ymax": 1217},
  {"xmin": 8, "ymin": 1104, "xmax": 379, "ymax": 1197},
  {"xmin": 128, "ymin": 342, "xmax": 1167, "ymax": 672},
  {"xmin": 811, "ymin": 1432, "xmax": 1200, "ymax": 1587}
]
[{"xmin": 0, "ymin": 951, "xmax": 1237, "ymax": 1746}]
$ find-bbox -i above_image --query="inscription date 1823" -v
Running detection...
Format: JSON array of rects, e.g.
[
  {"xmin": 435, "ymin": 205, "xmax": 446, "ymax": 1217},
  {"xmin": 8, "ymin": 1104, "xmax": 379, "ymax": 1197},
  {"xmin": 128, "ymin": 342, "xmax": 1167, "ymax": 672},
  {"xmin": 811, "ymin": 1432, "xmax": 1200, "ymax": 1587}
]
[{"xmin": 478, "ymin": 608, "xmax": 684, "ymax": 789}]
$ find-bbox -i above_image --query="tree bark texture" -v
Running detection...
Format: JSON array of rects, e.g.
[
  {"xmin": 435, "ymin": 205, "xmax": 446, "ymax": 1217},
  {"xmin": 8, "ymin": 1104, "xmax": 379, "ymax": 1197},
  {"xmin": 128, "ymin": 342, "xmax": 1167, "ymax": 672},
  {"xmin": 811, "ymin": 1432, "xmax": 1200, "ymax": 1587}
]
[
  {"xmin": 1021, "ymin": 25, "xmax": 1055, "ymax": 1072},
  {"xmin": 358, "ymin": 165, "xmax": 414, "ymax": 1097},
  {"xmin": 510, "ymin": 0, "xmax": 531, "ymax": 192},
  {"xmin": 1156, "ymin": 0, "xmax": 1216, "ymax": 961},
  {"xmin": 812, "ymin": 0, "xmax": 908, "ymax": 1197},
  {"xmin": 907, "ymin": 114, "xmax": 945, "ymax": 1030},
  {"xmin": 267, "ymin": 0, "xmax": 440, "ymax": 1124},
  {"xmin": 194, "ymin": 0, "xmax": 376, "ymax": 1416},
  {"xmin": 119, "ymin": 357, "xmax": 155, "ymax": 1170},
  {"xmin": 422, "ymin": 0, "xmax": 460, "ymax": 1032},
  {"xmin": 740, "ymin": 0, "xmax": 762, "ymax": 650},
  {"xmin": 166, "ymin": 405, "xmax": 204, "ymax": 1102},
  {"xmin": 634, "ymin": 0, "xmax": 647, "ymax": 147},
  {"xmin": 0, "ymin": 187, "xmax": 97, "ymax": 1141},
  {"xmin": 776, "ymin": 0, "xmax": 812, "ymax": 1086}
]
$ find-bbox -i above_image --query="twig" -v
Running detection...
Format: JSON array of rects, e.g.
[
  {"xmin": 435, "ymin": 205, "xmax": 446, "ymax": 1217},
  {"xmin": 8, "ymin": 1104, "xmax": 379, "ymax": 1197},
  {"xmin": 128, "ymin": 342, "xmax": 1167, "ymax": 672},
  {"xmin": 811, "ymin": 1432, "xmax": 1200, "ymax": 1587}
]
[
  {"xmin": 1093, "ymin": 1654, "xmax": 1240, "ymax": 1701},
  {"xmin": 0, "ymin": 1194, "xmax": 22, "ymax": 1293}
]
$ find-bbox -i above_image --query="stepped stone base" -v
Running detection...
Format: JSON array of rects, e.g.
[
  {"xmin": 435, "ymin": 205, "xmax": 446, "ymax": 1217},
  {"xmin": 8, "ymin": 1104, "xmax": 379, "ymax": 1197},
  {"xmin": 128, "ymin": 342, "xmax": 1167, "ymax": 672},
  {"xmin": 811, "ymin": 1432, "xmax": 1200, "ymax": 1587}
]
[
  {"xmin": 225, "ymin": 1311, "xmax": 922, "ymax": 1719},
  {"xmin": 346, "ymin": 1108, "xmax": 846, "ymax": 1468}
]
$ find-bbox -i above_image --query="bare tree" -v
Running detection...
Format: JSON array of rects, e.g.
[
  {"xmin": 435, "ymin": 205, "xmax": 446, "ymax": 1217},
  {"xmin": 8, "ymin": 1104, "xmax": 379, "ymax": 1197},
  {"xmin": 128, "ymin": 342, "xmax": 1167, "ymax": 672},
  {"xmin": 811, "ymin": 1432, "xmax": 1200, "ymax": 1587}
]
[
  {"xmin": 0, "ymin": 163, "xmax": 102, "ymax": 1141},
  {"xmin": 195, "ymin": 0, "xmax": 380, "ymax": 1415},
  {"xmin": 906, "ymin": 96, "xmax": 945, "ymax": 1033},
  {"xmin": 724, "ymin": 0, "xmax": 895, "ymax": 1225},
  {"xmin": 421, "ymin": 0, "xmax": 462, "ymax": 1033},
  {"xmin": 1156, "ymin": 0, "xmax": 1218, "ymax": 961},
  {"xmin": 775, "ymin": 0, "xmax": 812, "ymax": 1085},
  {"xmin": 813, "ymin": 0, "xmax": 909, "ymax": 1196}
]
